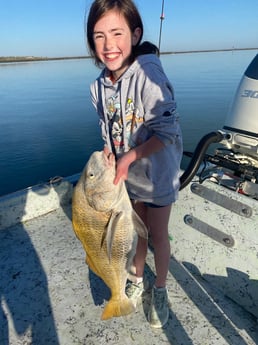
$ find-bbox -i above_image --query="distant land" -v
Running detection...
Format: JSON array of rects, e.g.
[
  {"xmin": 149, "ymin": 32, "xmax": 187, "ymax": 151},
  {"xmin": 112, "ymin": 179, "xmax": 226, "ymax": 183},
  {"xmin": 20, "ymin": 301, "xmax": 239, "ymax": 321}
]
[
  {"xmin": 1, "ymin": 47, "xmax": 258, "ymax": 63},
  {"xmin": 0, "ymin": 55, "xmax": 91, "ymax": 63}
]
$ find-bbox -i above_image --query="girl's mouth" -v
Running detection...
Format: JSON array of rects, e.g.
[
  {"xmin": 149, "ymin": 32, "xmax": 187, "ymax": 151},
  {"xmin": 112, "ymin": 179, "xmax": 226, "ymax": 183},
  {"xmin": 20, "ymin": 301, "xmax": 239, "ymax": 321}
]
[{"xmin": 104, "ymin": 53, "xmax": 120, "ymax": 61}]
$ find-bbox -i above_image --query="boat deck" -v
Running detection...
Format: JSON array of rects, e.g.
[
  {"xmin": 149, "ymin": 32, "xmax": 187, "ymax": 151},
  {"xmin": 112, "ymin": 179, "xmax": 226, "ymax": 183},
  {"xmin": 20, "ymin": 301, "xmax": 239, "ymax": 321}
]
[{"xmin": 0, "ymin": 180, "xmax": 257, "ymax": 345}]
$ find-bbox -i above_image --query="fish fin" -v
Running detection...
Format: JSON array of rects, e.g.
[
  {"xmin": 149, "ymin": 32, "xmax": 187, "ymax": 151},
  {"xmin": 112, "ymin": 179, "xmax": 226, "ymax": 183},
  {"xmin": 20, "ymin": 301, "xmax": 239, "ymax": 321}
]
[
  {"xmin": 86, "ymin": 255, "xmax": 100, "ymax": 277},
  {"xmin": 106, "ymin": 211, "xmax": 123, "ymax": 261},
  {"xmin": 101, "ymin": 296, "xmax": 135, "ymax": 320},
  {"xmin": 100, "ymin": 226, "xmax": 107, "ymax": 248},
  {"xmin": 100, "ymin": 211, "xmax": 116, "ymax": 249},
  {"xmin": 132, "ymin": 210, "xmax": 148, "ymax": 239}
]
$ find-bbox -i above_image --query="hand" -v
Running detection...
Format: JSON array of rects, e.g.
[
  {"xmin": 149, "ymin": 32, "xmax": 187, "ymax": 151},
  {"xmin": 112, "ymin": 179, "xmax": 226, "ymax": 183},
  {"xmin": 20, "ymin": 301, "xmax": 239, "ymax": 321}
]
[{"xmin": 113, "ymin": 151, "xmax": 135, "ymax": 185}]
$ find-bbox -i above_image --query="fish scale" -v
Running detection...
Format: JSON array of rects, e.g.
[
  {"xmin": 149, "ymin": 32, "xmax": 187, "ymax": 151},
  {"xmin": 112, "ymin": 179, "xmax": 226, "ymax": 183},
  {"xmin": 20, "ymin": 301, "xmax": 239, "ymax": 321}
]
[{"xmin": 72, "ymin": 150, "xmax": 148, "ymax": 320}]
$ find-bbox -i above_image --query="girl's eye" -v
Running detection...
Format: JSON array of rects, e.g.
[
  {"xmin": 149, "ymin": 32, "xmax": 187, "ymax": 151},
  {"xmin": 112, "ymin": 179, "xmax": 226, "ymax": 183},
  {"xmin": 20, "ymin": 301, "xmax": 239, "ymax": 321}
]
[{"xmin": 94, "ymin": 34, "xmax": 104, "ymax": 40}]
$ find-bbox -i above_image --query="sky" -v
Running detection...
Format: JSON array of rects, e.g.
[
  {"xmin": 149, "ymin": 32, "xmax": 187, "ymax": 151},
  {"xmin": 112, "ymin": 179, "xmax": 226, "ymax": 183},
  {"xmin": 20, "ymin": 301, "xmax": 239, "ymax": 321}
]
[{"xmin": 1, "ymin": 0, "xmax": 258, "ymax": 58}]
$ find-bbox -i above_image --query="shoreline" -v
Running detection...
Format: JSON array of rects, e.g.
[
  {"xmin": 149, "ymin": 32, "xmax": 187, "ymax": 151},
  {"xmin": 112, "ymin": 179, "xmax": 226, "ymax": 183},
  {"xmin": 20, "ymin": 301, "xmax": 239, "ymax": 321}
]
[{"xmin": 1, "ymin": 47, "xmax": 258, "ymax": 63}]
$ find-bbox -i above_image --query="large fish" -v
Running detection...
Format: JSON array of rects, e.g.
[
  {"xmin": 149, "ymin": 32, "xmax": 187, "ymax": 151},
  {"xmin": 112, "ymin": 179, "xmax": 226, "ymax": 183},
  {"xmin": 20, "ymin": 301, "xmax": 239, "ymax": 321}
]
[{"xmin": 72, "ymin": 151, "xmax": 148, "ymax": 320}]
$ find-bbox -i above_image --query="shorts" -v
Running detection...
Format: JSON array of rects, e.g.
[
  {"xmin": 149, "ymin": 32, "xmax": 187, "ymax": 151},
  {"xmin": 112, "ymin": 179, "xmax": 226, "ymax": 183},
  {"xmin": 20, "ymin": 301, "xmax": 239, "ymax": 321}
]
[
  {"xmin": 144, "ymin": 202, "xmax": 168, "ymax": 208},
  {"xmin": 131, "ymin": 199, "xmax": 170, "ymax": 208}
]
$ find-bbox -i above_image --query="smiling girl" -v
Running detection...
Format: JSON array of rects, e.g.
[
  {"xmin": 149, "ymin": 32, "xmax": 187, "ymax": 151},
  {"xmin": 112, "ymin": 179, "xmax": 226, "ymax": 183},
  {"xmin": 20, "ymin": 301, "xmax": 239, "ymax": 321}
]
[{"xmin": 86, "ymin": 0, "xmax": 183, "ymax": 328}]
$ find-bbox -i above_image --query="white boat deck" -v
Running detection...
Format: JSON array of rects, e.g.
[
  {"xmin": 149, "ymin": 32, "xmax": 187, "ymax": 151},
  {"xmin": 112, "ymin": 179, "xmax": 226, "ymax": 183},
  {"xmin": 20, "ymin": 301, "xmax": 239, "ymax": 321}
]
[{"xmin": 0, "ymin": 178, "xmax": 257, "ymax": 345}]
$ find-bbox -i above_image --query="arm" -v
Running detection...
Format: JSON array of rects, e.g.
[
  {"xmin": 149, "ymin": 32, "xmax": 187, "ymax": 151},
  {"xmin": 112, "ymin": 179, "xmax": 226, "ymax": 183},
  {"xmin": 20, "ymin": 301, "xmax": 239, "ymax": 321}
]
[
  {"xmin": 113, "ymin": 135, "xmax": 165, "ymax": 185},
  {"xmin": 114, "ymin": 60, "xmax": 179, "ymax": 185}
]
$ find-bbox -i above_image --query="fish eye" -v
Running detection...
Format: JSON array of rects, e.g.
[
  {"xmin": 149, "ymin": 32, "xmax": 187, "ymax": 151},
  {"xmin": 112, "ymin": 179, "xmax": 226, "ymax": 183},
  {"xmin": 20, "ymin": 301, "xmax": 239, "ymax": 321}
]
[{"xmin": 88, "ymin": 172, "xmax": 95, "ymax": 179}]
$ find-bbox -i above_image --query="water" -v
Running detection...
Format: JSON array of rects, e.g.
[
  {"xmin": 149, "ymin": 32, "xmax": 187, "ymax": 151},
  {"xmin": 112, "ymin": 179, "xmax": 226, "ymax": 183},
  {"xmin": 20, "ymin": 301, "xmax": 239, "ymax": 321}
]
[{"xmin": 0, "ymin": 50, "xmax": 257, "ymax": 196}]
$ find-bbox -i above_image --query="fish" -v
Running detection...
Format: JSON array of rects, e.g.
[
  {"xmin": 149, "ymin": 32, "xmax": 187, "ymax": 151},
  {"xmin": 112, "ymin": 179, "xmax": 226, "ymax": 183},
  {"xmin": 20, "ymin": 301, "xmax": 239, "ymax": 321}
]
[{"xmin": 72, "ymin": 150, "xmax": 148, "ymax": 320}]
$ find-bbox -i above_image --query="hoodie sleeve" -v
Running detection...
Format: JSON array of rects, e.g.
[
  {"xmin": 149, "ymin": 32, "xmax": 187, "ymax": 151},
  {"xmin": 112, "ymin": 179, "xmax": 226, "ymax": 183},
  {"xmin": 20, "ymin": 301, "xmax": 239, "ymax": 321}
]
[
  {"xmin": 139, "ymin": 61, "xmax": 181, "ymax": 146},
  {"xmin": 90, "ymin": 81, "xmax": 110, "ymax": 149}
]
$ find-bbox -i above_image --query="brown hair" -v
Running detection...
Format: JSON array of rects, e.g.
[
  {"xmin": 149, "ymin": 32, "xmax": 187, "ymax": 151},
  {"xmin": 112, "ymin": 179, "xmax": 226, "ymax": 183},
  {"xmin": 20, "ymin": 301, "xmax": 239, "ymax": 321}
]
[{"xmin": 86, "ymin": 0, "xmax": 144, "ymax": 67}]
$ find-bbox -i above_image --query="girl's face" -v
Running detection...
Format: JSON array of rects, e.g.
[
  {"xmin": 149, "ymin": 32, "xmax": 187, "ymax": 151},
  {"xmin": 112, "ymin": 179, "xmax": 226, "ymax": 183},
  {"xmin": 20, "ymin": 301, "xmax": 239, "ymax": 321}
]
[{"xmin": 93, "ymin": 9, "xmax": 141, "ymax": 81}]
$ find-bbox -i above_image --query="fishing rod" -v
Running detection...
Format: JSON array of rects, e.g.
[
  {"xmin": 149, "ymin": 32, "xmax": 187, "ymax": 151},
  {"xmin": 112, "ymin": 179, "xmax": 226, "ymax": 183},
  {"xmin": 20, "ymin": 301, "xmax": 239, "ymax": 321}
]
[{"xmin": 158, "ymin": 0, "xmax": 165, "ymax": 52}]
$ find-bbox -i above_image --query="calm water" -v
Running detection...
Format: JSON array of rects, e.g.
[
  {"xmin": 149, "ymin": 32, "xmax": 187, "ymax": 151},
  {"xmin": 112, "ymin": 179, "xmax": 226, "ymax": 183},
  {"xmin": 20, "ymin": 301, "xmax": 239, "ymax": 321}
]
[{"xmin": 0, "ymin": 50, "xmax": 257, "ymax": 196}]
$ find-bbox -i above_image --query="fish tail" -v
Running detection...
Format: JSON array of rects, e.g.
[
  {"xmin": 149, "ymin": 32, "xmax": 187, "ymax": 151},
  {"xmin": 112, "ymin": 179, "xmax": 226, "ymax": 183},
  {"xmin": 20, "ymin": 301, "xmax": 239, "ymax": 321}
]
[{"xmin": 101, "ymin": 297, "xmax": 135, "ymax": 320}]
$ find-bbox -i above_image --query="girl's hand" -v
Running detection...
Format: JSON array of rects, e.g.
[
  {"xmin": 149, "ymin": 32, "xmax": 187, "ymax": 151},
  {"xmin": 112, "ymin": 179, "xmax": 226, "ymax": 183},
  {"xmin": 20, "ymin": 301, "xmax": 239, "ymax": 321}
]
[
  {"xmin": 113, "ymin": 151, "xmax": 135, "ymax": 185},
  {"xmin": 112, "ymin": 136, "xmax": 164, "ymax": 185}
]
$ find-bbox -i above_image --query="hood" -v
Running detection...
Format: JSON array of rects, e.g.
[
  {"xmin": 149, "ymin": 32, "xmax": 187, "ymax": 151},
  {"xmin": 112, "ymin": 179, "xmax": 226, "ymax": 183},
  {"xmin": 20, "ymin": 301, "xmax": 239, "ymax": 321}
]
[{"xmin": 99, "ymin": 53, "xmax": 162, "ymax": 86}]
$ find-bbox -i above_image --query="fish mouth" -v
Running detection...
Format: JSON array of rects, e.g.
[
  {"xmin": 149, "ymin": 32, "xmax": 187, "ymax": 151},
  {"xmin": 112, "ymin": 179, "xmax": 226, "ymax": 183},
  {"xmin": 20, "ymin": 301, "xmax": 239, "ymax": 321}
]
[{"xmin": 102, "ymin": 151, "xmax": 115, "ymax": 168}]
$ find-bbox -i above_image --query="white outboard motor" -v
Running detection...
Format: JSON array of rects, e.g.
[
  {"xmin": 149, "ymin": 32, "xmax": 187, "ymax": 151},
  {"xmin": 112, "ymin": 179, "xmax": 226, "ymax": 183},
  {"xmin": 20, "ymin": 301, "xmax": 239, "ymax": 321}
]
[
  {"xmin": 223, "ymin": 54, "xmax": 258, "ymax": 161},
  {"xmin": 180, "ymin": 54, "xmax": 258, "ymax": 192}
]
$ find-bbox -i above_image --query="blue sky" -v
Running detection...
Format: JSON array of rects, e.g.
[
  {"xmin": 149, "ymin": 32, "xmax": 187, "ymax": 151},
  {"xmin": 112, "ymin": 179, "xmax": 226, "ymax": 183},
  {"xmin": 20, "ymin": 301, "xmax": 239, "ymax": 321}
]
[{"xmin": 1, "ymin": 0, "xmax": 258, "ymax": 57}]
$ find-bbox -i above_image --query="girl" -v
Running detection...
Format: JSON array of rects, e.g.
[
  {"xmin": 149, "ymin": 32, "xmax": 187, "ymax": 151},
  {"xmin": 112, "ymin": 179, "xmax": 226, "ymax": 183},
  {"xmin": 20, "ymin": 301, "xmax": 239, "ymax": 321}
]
[{"xmin": 86, "ymin": 0, "xmax": 183, "ymax": 328}]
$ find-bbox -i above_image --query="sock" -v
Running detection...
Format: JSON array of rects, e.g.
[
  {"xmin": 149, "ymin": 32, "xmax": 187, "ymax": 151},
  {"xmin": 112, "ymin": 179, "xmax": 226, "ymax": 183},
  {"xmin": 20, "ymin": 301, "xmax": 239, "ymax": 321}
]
[{"xmin": 135, "ymin": 277, "xmax": 143, "ymax": 284}]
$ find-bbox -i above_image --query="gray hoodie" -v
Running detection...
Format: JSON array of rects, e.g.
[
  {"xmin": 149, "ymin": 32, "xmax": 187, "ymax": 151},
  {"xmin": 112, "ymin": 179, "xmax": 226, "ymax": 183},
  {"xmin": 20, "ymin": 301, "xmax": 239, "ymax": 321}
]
[{"xmin": 90, "ymin": 54, "xmax": 183, "ymax": 205}]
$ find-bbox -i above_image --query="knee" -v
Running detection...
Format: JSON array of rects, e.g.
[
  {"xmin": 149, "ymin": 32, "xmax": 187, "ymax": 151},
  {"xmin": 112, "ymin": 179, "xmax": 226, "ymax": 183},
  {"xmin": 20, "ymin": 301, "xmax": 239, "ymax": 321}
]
[{"xmin": 149, "ymin": 228, "xmax": 169, "ymax": 246}]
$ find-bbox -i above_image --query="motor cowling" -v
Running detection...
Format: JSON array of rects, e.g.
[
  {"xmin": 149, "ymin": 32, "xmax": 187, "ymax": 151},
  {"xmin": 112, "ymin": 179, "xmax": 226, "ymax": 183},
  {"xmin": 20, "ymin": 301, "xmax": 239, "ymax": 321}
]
[
  {"xmin": 223, "ymin": 54, "xmax": 258, "ymax": 160},
  {"xmin": 180, "ymin": 54, "xmax": 258, "ymax": 191}
]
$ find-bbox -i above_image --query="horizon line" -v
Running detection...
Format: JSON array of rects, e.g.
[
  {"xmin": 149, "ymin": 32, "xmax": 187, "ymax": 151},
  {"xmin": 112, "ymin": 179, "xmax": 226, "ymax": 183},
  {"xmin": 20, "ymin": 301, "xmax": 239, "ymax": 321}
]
[{"xmin": 1, "ymin": 47, "xmax": 258, "ymax": 63}]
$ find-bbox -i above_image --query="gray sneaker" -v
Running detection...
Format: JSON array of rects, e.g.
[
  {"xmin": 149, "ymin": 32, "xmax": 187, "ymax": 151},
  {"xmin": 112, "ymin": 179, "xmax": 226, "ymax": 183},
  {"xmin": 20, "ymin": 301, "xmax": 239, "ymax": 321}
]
[
  {"xmin": 148, "ymin": 287, "xmax": 169, "ymax": 328},
  {"xmin": 125, "ymin": 281, "xmax": 144, "ymax": 308}
]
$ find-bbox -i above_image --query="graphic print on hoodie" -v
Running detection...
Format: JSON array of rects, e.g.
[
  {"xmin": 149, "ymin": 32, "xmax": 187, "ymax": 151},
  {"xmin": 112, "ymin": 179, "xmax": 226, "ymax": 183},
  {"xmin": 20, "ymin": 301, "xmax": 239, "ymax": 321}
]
[{"xmin": 106, "ymin": 93, "xmax": 143, "ymax": 153}]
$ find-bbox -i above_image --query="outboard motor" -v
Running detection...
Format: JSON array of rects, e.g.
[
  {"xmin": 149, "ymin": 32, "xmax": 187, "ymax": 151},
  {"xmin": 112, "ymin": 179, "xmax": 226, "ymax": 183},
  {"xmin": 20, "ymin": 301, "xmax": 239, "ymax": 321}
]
[
  {"xmin": 175, "ymin": 53, "xmax": 258, "ymax": 321},
  {"xmin": 180, "ymin": 54, "xmax": 258, "ymax": 198},
  {"xmin": 223, "ymin": 54, "xmax": 258, "ymax": 160}
]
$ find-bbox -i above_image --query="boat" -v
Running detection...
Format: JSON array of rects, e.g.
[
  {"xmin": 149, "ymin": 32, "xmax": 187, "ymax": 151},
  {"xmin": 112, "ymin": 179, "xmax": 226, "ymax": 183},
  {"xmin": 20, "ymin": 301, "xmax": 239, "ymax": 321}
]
[{"xmin": 1, "ymin": 52, "xmax": 258, "ymax": 345}]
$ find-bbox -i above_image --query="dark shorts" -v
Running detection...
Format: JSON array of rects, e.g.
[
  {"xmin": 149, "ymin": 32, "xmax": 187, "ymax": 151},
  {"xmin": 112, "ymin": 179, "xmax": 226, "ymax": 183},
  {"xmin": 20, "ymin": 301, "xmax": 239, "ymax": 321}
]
[{"xmin": 144, "ymin": 202, "xmax": 167, "ymax": 208}]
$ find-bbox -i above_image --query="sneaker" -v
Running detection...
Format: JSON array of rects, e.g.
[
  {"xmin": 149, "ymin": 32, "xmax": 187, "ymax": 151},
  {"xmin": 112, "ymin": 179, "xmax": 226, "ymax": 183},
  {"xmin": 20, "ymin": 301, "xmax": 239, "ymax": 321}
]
[
  {"xmin": 148, "ymin": 286, "xmax": 169, "ymax": 328},
  {"xmin": 125, "ymin": 280, "xmax": 144, "ymax": 308}
]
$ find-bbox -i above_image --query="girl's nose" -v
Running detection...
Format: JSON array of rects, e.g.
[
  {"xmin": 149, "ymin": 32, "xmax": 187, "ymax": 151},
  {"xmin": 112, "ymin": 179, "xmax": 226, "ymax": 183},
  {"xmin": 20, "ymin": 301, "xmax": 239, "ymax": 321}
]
[{"xmin": 104, "ymin": 36, "xmax": 114, "ymax": 51}]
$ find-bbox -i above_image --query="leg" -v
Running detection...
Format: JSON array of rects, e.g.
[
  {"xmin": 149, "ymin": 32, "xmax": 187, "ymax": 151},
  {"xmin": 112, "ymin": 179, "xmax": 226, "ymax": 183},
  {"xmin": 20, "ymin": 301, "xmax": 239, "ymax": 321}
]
[
  {"xmin": 146, "ymin": 204, "xmax": 172, "ymax": 328},
  {"xmin": 147, "ymin": 205, "xmax": 172, "ymax": 287},
  {"xmin": 131, "ymin": 202, "xmax": 172, "ymax": 285},
  {"xmin": 125, "ymin": 201, "xmax": 148, "ymax": 307},
  {"xmin": 131, "ymin": 201, "xmax": 148, "ymax": 279}
]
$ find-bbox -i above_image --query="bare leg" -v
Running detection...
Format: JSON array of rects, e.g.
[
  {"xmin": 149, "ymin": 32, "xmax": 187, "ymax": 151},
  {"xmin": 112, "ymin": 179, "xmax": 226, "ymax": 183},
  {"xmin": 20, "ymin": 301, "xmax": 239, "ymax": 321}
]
[
  {"xmin": 147, "ymin": 205, "xmax": 171, "ymax": 288},
  {"xmin": 131, "ymin": 201, "xmax": 148, "ymax": 279},
  {"xmin": 131, "ymin": 202, "xmax": 171, "ymax": 328},
  {"xmin": 132, "ymin": 201, "xmax": 171, "ymax": 287}
]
